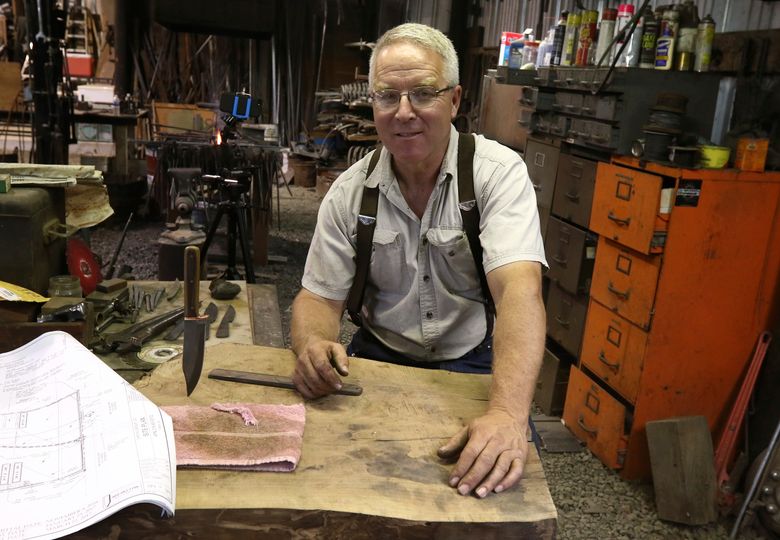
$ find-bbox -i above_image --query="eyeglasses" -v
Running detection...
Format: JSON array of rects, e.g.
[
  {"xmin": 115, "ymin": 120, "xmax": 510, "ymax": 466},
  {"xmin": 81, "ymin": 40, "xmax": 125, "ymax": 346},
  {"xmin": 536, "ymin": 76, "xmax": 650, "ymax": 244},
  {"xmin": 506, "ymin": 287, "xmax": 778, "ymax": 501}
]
[{"xmin": 371, "ymin": 86, "xmax": 454, "ymax": 111}]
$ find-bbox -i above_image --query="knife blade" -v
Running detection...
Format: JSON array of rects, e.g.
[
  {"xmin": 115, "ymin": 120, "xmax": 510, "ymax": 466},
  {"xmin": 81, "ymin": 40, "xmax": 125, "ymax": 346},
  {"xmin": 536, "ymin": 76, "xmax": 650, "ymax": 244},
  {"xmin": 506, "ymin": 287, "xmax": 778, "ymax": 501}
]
[
  {"xmin": 204, "ymin": 302, "xmax": 219, "ymax": 340},
  {"xmin": 208, "ymin": 368, "xmax": 363, "ymax": 396},
  {"xmin": 215, "ymin": 305, "xmax": 236, "ymax": 338},
  {"xmin": 182, "ymin": 246, "xmax": 208, "ymax": 396}
]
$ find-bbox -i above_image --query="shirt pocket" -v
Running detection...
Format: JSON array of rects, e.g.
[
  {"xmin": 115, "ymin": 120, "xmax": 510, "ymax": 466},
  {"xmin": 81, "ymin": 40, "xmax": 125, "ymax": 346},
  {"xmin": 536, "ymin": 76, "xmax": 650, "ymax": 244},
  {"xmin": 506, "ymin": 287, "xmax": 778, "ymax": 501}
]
[
  {"xmin": 369, "ymin": 229, "xmax": 411, "ymax": 294},
  {"xmin": 426, "ymin": 228, "xmax": 481, "ymax": 293}
]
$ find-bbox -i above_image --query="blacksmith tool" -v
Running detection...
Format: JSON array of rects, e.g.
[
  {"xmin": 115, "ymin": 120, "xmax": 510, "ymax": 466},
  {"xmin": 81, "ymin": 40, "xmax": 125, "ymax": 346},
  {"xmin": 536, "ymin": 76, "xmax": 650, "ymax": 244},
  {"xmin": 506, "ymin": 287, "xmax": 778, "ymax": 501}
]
[
  {"xmin": 204, "ymin": 302, "xmax": 219, "ymax": 340},
  {"xmin": 182, "ymin": 246, "xmax": 208, "ymax": 395},
  {"xmin": 208, "ymin": 368, "xmax": 363, "ymax": 396},
  {"xmin": 215, "ymin": 305, "xmax": 236, "ymax": 338}
]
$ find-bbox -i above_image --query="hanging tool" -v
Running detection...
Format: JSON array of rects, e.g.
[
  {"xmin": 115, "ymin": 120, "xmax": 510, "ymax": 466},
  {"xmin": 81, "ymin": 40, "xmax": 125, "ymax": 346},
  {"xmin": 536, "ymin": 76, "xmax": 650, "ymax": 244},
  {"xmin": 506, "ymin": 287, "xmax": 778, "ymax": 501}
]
[
  {"xmin": 182, "ymin": 246, "xmax": 207, "ymax": 395},
  {"xmin": 215, "ymin": 305, "xmax": 236, "ymax": 338}
]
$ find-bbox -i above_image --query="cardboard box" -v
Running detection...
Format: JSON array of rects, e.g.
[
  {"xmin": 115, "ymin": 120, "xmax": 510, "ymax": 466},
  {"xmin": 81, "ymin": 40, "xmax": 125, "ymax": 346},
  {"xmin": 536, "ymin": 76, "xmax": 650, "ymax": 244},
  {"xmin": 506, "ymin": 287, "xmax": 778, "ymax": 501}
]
[{"xmin": 499, "ymin": 32, "xmax": 522, "ymax": 67}]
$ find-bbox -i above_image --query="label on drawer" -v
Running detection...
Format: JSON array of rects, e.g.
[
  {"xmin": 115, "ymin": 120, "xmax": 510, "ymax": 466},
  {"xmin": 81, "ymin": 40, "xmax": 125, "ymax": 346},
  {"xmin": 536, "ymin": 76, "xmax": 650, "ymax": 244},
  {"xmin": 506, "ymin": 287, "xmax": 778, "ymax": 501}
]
[
  {"xmin": 675, "ymin": 180, "xmax": 702, "ymax": 207},
  {"xmin": 659, "ymin": 187, "xmax": 674, "ymax": 214}
]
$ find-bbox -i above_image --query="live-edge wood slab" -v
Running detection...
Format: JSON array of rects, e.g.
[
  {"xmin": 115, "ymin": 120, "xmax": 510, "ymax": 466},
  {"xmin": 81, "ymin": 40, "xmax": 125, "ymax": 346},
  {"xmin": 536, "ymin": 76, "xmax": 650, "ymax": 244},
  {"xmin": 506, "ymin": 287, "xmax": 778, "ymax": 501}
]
[{"xmin": 72, "ymin": 342, "xmax": 558, "ymax": 539}]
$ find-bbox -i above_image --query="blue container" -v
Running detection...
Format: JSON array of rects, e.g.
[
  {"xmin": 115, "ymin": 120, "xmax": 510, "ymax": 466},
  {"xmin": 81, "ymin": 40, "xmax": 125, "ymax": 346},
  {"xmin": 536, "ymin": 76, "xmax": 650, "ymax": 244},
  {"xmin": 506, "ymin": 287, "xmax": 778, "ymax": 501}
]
[{"xmin": 508, "ymin": 40, "xmax": 525, "ymax": 69}]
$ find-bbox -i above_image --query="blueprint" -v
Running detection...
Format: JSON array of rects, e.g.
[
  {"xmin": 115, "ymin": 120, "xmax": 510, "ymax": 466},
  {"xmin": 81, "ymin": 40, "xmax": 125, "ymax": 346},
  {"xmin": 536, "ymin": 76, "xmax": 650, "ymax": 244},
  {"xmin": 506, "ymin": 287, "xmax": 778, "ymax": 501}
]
[{"xmin": 0, "ymin": 331, "xmax": 175, "ymax": 540}]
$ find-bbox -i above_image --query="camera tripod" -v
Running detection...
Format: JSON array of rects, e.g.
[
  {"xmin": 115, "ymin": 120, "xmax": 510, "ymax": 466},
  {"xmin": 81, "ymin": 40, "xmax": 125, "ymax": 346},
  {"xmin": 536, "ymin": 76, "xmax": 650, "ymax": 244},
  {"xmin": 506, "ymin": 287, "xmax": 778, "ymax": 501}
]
[{"xmin": 200, "ymin": 174, "xmax": 256, "ymax": 284}]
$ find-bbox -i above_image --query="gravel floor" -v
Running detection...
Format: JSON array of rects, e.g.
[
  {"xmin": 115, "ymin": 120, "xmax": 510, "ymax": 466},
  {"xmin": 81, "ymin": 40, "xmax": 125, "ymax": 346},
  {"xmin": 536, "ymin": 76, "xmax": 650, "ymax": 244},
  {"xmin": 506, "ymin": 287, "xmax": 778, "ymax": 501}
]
[{"xmin": 89, "ymin": 184, "xmax": 768, "ymax": 540}]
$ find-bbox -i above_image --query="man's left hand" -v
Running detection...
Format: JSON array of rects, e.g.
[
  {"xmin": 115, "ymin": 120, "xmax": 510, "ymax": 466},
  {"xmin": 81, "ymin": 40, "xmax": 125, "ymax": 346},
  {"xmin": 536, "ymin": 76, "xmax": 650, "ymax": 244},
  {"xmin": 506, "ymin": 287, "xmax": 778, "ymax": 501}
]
[{"xmin": 437, "ymin": 408, "xmax": 528, "ymax": 498}]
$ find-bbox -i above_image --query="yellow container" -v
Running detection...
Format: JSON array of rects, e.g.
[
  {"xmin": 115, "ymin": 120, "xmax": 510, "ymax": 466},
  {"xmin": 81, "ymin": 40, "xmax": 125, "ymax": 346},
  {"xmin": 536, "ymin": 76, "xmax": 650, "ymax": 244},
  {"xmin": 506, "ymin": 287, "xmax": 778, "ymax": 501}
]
[
  {"xmin": 698, "ymin": 145, "xmax": 730, "ymax": 169},
  {"xmin": 734, "ymin": 137, "xmax": 769, "ymax": 172}
]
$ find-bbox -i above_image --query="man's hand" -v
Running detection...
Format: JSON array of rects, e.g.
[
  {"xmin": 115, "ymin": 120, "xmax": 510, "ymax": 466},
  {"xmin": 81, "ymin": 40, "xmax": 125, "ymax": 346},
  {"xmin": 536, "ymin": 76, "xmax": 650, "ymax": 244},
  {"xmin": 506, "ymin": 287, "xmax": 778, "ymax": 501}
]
[
  {"xmin": 437, "ymin": 408, "xmax": 529, "ymax": 498},
  {"xmin": 292, "ymin": 339, "xmax": 350, "ymax": 399}
]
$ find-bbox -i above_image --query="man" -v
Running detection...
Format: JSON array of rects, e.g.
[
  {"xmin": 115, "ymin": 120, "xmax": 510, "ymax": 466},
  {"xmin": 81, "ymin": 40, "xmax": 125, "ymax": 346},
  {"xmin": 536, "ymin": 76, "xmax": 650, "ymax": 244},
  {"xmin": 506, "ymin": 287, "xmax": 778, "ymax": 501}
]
[{"xmin": 291, "ymin": 23, "xmax": 546, "ymax": 499}]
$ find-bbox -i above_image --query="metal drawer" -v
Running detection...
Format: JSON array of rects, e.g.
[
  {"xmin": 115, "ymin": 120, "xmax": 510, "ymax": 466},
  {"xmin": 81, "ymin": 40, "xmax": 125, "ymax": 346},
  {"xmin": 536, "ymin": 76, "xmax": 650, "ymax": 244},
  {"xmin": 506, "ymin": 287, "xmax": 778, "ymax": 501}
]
[
  {"xmin": 580, "ymin": 299, "xmax": 648, "ymax": 404},
  {"xmin": 582, "ymin": 94, "xmax": 619, "ymax": 121},
  {"xmin": 549, "ymin": 114, "xmax": 570, "ymax": 137},
  {"xmin": 553, "ymin": 92, "xmax": 583, "ymax": 115},
  {"xmin": 544, "ymin": 216, "xmax": 597, "ymax": 295},
  {"xmin": 535, "ymin": 347, "xmax": 571, "ymax": 416},
  {"xmin": 519, "ymin": 86, "xmax": 538, "ymax": 107},
  {"xmin": 538, "ymin": 204, "xmax": 551, "ymax": 238},
  {"xmin": 563, "ymin": 365, "xmax": 629, "ymax": 470},
  {"xmin": 590, "ymin": 237, "xmax": 661, "ymax": 330},
  {"xmin": 546, "ymin": 281, "xmax": 589, "ymax": 357},
  {"xmin": 524, "ymin": 139, "xmax": 560, "ymax": 209},
  {"xmin": 586, "ymin": 120, "xmax": 619, "ymax": 148},
  {"xmin": 590, "ymin": 163, "xmax": 664, "ymax": 254},
  {"xmin": 552, "ymin": 153, "xmax": 597, "ymax": 228}
]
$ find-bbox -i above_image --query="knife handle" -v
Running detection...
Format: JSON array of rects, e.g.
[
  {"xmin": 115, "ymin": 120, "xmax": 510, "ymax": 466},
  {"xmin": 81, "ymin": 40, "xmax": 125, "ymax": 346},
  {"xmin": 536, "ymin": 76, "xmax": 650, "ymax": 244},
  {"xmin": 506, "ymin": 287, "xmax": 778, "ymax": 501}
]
[{"xmin": 184, "ymin": 246, "xmax": 200, "ymax": 318}]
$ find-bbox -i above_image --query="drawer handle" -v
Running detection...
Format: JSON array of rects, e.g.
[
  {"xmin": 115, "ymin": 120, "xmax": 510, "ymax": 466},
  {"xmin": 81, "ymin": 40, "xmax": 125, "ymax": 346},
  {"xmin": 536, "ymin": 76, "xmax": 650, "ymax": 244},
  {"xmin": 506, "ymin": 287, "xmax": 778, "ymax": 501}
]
[
  {"xmin": 607, "ymin": 281, "xmax": 630, "ymax": 300},
  {"xmin": 578, "ymin": 415, "xmax": 598, "ymax": 437},
  {"xmin": 554, "ymin": 315, "xmax": 570, "ymax": 328},
  {"xmin": 552, "ymin": 254, "xmax": 568, "ymax": 266},
  {"xmin": 565, "ymin": 191, "xmax": 580, "ymax": 202},
  {"xmin": 607, "ymin": 211, "xmax": 631, "ymax": 226},
  {"xmin": 598, "ymin": 351, "xmax": 620, "ymax": 371}
]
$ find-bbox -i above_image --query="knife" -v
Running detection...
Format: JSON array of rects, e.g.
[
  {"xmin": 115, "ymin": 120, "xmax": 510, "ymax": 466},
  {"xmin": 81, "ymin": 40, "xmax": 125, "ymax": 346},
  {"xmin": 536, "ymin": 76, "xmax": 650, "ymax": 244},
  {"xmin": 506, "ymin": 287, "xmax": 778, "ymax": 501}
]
[
  {"xmin": 208, "ymin": 368, "xmax": 363, "ymax": 396},
  {"xmin": 215, "ymin": 305, "xmax": 236, "ymax": 338},
  {"xmin": 204, "ymin": 302, "xmax": 219, "ymax": 340},
  {"xmin": 182, "ymin": 246, "xmax": 208, "ymax": 396}
]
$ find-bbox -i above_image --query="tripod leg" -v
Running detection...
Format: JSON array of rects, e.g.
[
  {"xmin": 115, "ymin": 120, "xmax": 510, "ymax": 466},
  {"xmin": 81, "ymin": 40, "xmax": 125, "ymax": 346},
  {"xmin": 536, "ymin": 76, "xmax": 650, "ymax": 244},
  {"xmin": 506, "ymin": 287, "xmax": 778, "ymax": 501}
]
[
  {"xmin": 236, "ymin": 203, "xmax": 256, "ymax": 284},
  {"xmin": 201, "ymin": 205, "xmax": 226, "ymax": 261},
  {"xmin": 223, "ymin": 208, "xmax": 241, "ymax": 280}
]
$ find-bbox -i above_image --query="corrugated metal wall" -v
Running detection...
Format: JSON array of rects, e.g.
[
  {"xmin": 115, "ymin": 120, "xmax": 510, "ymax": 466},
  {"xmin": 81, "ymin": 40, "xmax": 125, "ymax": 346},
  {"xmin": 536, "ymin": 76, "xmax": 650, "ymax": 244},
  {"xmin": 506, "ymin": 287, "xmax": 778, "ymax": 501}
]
[{"xmin": 405, "ymin": 0, "xmax": 780, "ymax": 44}]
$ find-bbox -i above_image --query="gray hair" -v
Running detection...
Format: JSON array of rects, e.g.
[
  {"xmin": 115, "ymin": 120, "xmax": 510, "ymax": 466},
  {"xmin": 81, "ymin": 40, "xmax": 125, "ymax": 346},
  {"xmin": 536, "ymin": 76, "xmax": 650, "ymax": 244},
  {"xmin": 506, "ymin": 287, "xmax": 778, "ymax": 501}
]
[{"xmin": 368, "ymin": 23, "xmax": 459, "ymax": 90}]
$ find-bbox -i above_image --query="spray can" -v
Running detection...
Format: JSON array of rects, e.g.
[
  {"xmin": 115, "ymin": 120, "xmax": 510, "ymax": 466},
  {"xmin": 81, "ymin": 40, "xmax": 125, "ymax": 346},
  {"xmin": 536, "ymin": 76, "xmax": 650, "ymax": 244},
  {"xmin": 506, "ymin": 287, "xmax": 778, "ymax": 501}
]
[
  {"xmin": 575, "ymin": 10, "xmax": 598, "ymax": 66},
  {"xmin": 655, "ymin": 9, "xmax": 678, "ymax": 70},
  {"xmin": 595, "ymin": 8, "xmax": 617, "ymax": 66},
  {"xmin": 694, "ymin": 14, "xmax": 716, "ymax": 72},
  {"xmin": 560, "ymin": 12, "xmax": 581, "ymax": 66},
  {"xmin": 639, "ymin": 8, "xmax": 658, "ymax": 68},
  {"xmin": 627, "ymin": 10, "xmax": 644, "ymax": 66},
  {"xmin": 551, "ymin": 11, "xmax": 568, "ymax": 65},
  {"xmin": 614, "ymin": 4, "xmax": 635, "ymax": 67}
]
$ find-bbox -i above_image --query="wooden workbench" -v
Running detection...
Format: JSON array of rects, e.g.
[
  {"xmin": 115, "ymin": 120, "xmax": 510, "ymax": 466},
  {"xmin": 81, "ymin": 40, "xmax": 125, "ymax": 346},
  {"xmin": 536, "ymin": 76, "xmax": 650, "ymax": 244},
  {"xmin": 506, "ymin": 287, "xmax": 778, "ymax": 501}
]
[{"xmin": 72, "ymin": 341, "xmax": 558, "ymax": 538}]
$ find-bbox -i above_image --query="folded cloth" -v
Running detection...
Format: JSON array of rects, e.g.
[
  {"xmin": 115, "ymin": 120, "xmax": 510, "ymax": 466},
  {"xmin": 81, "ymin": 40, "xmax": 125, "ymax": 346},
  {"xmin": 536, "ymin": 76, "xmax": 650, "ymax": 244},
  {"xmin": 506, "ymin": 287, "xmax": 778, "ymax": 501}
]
[{"xmin": 162, "ymin": 402, "xmax": 305, "ymax": 472}]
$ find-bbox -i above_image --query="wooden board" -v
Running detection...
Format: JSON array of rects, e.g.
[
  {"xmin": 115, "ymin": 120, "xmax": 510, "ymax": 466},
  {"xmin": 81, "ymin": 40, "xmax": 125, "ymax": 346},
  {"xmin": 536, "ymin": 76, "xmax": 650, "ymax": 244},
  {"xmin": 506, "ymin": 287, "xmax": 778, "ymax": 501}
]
[
  {"xmin": 646, "ymin": 416, "xmax": 717, "ymax": 525},
  {"xmin": 76, "ymin": 342, "xmax": 557, "ymax": 538}
]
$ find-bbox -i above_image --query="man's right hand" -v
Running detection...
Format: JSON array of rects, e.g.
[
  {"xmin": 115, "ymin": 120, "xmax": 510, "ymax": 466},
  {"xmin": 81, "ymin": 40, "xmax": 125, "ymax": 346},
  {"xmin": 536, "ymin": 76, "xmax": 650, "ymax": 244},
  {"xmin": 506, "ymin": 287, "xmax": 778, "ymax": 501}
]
[{"xmin": 292, "ymin": 339, "xmax": 350, "ymax": 399}]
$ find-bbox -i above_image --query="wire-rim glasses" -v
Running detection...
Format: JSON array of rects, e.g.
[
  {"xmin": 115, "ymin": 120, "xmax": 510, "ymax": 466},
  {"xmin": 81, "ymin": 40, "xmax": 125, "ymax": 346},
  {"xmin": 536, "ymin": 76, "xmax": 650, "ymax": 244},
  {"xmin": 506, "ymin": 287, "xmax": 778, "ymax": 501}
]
[{"xmin": 371, "ymin": 86, "xmax": 454, "ymax": 111}]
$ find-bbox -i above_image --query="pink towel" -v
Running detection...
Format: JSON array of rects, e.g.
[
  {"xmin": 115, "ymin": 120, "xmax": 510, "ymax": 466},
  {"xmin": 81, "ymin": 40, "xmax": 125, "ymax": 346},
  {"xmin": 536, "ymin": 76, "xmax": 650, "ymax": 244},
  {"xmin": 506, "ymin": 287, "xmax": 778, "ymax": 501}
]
[{"xmin": 162, "ymin": 402, "xmax": 305, "ymax": 472}]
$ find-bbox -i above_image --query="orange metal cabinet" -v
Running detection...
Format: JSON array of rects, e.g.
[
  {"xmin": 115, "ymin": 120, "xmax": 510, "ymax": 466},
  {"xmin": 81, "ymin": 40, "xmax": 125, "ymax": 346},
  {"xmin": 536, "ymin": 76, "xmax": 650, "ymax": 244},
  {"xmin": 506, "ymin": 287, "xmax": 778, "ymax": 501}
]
[
  {"xmin": 563, "ymin": 158, "xmax": 780, "ymax": 480},
  {"xmin": 563, "ymin": 365, "xmax": 629, "ymax": 470},
  {"xmin": 589, "ymin": 237, "xmax": 662, "ymax": 329},
  {"xmin": 590, "ymin": 163, "xmax": 668, "ymax": 254},
  {"xmin": 580, "ymin": 299, "xmax": 648, "ymax": 404}
]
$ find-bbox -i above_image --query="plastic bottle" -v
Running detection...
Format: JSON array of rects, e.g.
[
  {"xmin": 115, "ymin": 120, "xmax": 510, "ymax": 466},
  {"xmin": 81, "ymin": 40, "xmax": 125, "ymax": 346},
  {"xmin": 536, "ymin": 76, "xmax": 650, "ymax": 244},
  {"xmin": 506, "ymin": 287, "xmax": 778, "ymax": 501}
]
[
  {"xmin": 508, "ymin": 39, "xmax": 525, "ymax": 70},
  {"xmin": 613, "ymin": 4, "xmax": 635, "ymax": 67},
  {"xmin": 694, "ymin": 14, "xmax": 716, "ymax": 72},
  {"xmin": 560, "ymin": 11, "xmax": 581, "ymax": 66},
  {"xmin": 551, "ymin": 11, "xmax": 568, "ymax": 66},
  {"xmin": 595, "ymin": 8, "xmax": 617, "ymax": 67},
  {"xmin": 639, "ymin": 8, "xmax": 658, "ymax": 68},
  {"xmin": 655, "ymin": 9, "xmax": 679, "ymax": 70}
]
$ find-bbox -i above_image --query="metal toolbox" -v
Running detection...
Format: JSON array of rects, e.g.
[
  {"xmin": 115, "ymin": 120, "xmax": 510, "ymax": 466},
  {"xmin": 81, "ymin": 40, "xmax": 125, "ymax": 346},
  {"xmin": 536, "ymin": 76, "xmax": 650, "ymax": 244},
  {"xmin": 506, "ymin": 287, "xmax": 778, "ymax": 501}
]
[{"xmin": 0, "ymin": 187, "xmax": 66, "ymax": 294}]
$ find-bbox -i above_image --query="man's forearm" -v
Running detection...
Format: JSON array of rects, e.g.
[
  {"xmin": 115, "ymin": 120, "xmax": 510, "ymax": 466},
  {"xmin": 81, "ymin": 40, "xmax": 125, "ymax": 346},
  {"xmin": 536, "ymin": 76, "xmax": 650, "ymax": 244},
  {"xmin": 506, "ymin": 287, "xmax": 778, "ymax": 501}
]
[
  {"xmin": 290, "ymin": 289, "xmax": 345, "ymax": 355},
  {"xmin": 487, "ymin": 267, "xmax": 546, "ymax": 427}
]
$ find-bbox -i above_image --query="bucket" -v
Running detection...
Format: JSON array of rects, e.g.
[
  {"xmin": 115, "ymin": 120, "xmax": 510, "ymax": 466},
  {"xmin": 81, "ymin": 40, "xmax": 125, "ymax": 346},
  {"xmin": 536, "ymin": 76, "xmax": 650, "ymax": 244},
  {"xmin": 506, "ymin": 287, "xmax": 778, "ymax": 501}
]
[{"xmin": 290, "ymin": 158, "xmax": 317, "ymax": 187}]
